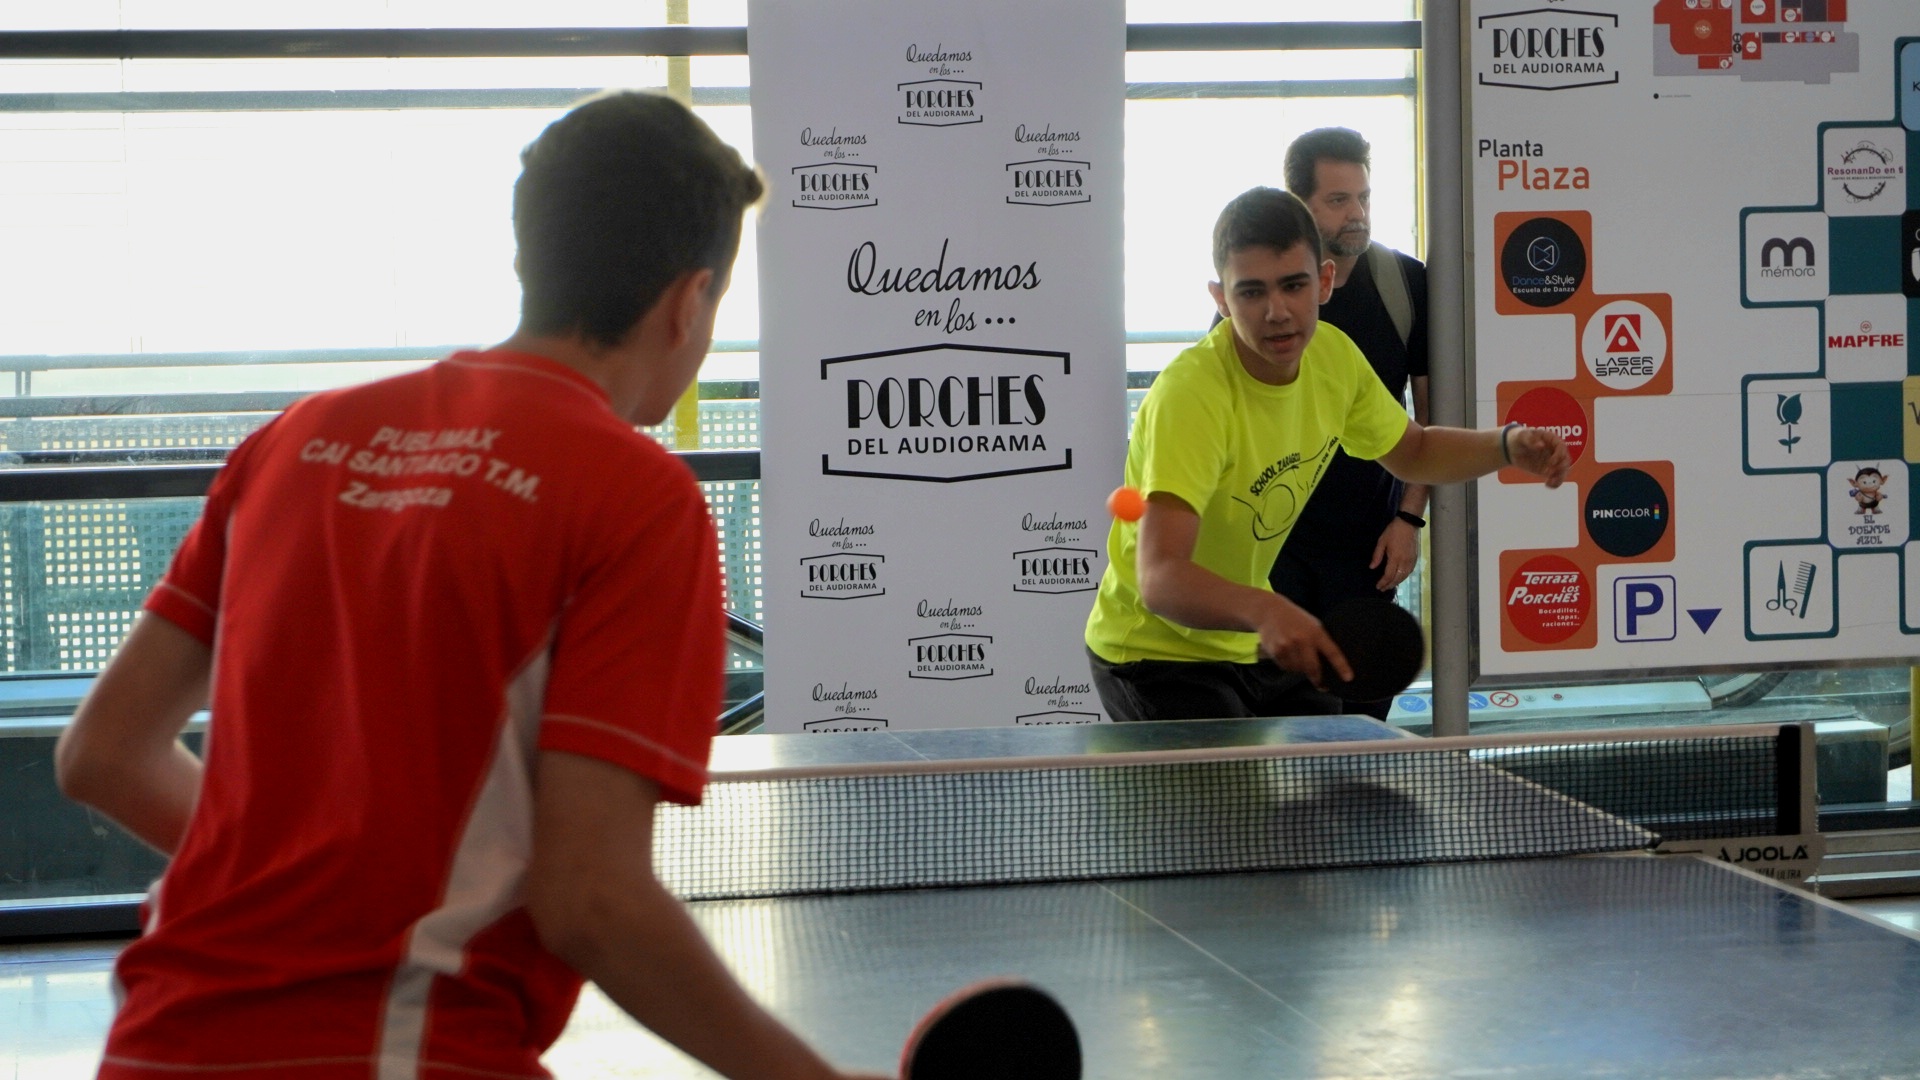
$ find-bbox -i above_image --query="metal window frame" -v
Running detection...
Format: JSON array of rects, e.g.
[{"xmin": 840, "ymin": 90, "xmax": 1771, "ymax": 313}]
[{"xmin": 0, "ymin": 18, "xmax": 1421, "ymax": 939}]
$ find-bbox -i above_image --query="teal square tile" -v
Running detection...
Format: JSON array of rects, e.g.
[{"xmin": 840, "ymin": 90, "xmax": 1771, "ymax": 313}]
[{"xmin": 1831, "ymin": 381, "xmax": 1904, "ymax": 459}]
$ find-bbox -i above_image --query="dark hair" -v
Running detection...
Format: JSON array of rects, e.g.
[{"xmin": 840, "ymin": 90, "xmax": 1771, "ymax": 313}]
[
  {"xmin": 1284, "ymin": 127, "xmax": 1371, "ymax": 200},
  {"xmin": 1211, "ymin": 187, "xmax": 1321, "ymax": 274},
  {"xmin": 513, "ymin": 91, "xmax": 765, "ymax": 348}
]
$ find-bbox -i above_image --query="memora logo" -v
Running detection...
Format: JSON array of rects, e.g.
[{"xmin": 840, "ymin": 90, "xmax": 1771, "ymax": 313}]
[
  {"xmin": 909, "ymin": 633, "xmax": 992, "ymax": 681},
  {"xmin": 1006, "ymin": 159, "xmax": 1090, "ymax": 207},
  {"xmin": 1012, "ymin": 547, "xmax": 1097, "ymax": 594},
  {"xmin": 1759, "ymin": 236, "xmax": 1818, "ymax": 276},
  {"xmin": 800, "ymin": 552, "xmax": 885, "ymax": 600},
  {"xmin": 824, "ymin": 343, "xmax": 1071, "ymax": 483},
  {"xmin": 792, "ymin": 162, "xmax": 877, "ymax": 211},
  {"xmin": 1478, "ymin": 8, "xmax": 1617, "ymax": 91},
  {"xmin": 898, "ymin": 78, "xmax": 982, "ymax": 127}
]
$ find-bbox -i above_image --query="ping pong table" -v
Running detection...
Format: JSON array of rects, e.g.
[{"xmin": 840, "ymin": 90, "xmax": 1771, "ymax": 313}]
[{"xmin": 546, "ymin": 715, "xmax": 1920, "ymax": 1079}]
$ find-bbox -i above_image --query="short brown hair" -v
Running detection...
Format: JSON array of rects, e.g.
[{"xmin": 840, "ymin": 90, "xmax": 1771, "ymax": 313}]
[
  {"xmin": 1284, "ymin": 127, "xmax": 1371, "ymax": 200},
  {"xmin": 1212, "ymin": 187, "xmax": 1321, "ymax": 275},
  {"xmin": 513, "ymin": 91, "xmax": 765, "ymax": 347}
]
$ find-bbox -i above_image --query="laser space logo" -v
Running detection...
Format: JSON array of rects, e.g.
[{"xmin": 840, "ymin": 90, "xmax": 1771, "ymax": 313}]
[
  {"xmin": 1006, "ymin": 159, "xmax": 1091, "ymax": 207},
  {"xmin": 800, "ymin": 552, "xmax": 885, "ymax": 600},
  {"xmin": 792, "ymin": 162, "xmax": 877, "ymax": 211},
  {"xmin": 1012, "ymin": 547, "xmax": 1097, "ymax": 594},
  {"xmin": 1478, "ymin": 7, "xmax": 1618, "ymax": 91},
  {"xmin": 1579, "ymin": 300, "xmax": 1667, "ymax": 391},
  {"xmin": 908, "ymin": 632, "xmax": 992, "ymax": 681},
  {"xmin": 898, "ymin": 78, "xmax": 982, "ymax": 127},
  {"xmin": 823, "ymin": 343, "xmax": 1072, "ymax": 483}
]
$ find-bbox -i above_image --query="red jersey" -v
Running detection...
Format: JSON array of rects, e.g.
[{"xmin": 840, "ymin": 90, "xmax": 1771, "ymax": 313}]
[{"xmin": 102, "ymin": 350, "xmax": 724, "ymax": 1079}]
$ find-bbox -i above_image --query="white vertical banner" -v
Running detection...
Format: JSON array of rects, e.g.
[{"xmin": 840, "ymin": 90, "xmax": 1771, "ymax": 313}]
[{"xmin": 749, "ymin": 0, "xmax": 1126, "ymax": 732}]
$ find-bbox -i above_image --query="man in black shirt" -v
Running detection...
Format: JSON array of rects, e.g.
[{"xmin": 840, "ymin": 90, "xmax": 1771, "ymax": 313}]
[{"xmin": 1270, "ymin": 127, "xmax": 1430, "ymax": 719}]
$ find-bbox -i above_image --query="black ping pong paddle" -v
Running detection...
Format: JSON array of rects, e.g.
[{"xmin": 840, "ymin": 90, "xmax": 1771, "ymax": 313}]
[
  {"xmin": 900, "ymin": 979, "xmax": 1081, "ymax": 1080},
  {"xmin": 1319, "ymin": 596, "xmax": 1425, "ymax": 703}
]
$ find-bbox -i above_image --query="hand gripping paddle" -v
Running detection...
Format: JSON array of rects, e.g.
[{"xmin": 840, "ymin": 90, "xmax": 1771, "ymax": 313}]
[
  {"xmin": 1319, "ymin": 596, "xmax": 1426, "ymax": 704},
  {"xmin": 900, "ymin": 979, "xmax": 1081, "ymax": 1080}
]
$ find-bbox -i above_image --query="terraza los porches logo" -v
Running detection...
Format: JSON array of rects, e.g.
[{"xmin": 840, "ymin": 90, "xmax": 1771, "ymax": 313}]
[
  {"xmin": 1478, "ymin": 7, "xmax": 1617, "ymax": 91},
  {"xmin": 792, "ymin": 162, "xmax": 877, "ymax": 211},
  {"xmin": 823, "ymin": 342, "xmax": 1071, "ymax": 483},
  {"xmin": 799, "ymin": 552, "xmax": 885, "ymax": 600}
]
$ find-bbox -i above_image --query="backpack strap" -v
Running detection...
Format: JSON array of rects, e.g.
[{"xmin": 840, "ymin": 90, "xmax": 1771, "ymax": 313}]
[{"xmin": 1366, "ymin": 241, "xmax": 1414, "ymax": 349}]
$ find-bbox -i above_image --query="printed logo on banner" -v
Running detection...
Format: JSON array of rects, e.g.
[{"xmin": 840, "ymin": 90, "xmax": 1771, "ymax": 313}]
[
  {"xmin": 1579, "ymin": 300, "xmax": 1667, "ymax": 391},
  {"xmin": 800, "ymin": 552, "xmax": 885, "ymax": 600},
  {"xmin": 803, "ymin": 716, "xmax": 889, "ymax": 732},
  {"xmin": 1825, "ymin": 296, "xmax": 1908, "ymax": 383},
  {"xmin": 1020, "ymin": 509, "xmax": 1090, "ymax": 545},
  {"xmin": 1744, "ymin": 378, "xmax": 1831, "ymax": 468},
  {"xmin": 1747, "ymin": 544, "xmax": 1834, "ymax": 637},
  {"xmin": 1477, "ymin": 7, "xmax": 1618, "ymax": 91},
  {"xmin": 1613, "ymin": 575, "xmax": 1676, "ymax": 643},
  {"xmin": 792, "ymin": 162, "xmax": 878, "ymax": 211},
  {"xmin": 1012, "ymin": 547, "xmax": 1098, "ymax": 593},
  {"xmin": 1505, "ymin": 554, "xmax": 1591, "ymax": 644},
  {"xmin": 908, "ymin": 633, "xmax": 993, "ymax": 680},
  {"xmin": 824, "ymin": 343, "xmax": 1072, "ymax": 483},
  {"xmin": 1505, "ymin": 386, "xmax": 1589, "ymax": 465},
  {"xmin": 809, "ymin": 682, "xmax": 884, "ymax": 730},
  {"xmin": 898, "ymin": 78, "xmax": 982, "ymax": 127},
  {"xmin": 1743, "ymin": 211, "xmax": 1828, "ymax": 304},
  {"xmin": 1480, "ymin": 137, "xmax": 1592, "ymax": 192},
  {"xmin": 1015, "ymin": 710, "xmax": 1100, "ymax": 725},
  {"xmin": 1006, "ymin": 160, "xmax": 1091, "ymax": 207},
  {"xmin": 1823, "ymin": 129, "xmax": 1905, "ymax": 213},
  {"xmin": 1500, "ymin": 217, "xmax": 1586, "ymax": 308},
  {"xmin": 1903, "ymin": 211, "xmax": 1920, "ymax": 300},
  {"xmin": 1584, "ymin": 468, "xmax": 1670, "ymax": 558},
  {"xmin": 1828, "ymin": 459, "xmax": 1906, "ymax": 549}
]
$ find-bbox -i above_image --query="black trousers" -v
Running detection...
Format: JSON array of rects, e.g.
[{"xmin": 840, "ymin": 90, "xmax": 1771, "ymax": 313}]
[
  {"xmin": 1087, "ymin": 647, "xmax": 1341, "ymax": 723},
  {"xmin": 1271, "ymin": 546, "xmax": 1399, "ymax": 720}
]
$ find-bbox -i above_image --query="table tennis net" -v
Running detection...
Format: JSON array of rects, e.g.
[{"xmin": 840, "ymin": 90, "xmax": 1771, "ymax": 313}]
[{"xmin": 654, "ymin": 727, "xmax": 1796, "ymax": 901}]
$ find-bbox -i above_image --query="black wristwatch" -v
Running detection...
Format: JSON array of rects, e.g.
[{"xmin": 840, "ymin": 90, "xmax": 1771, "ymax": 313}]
[{"xmin": 1395, "ymin": 510, "xmax": 1427, "ymax": 529}]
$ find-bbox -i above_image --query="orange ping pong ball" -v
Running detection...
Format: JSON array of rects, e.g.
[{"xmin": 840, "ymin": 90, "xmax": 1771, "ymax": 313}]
[{"xmin": 1107, "ymin": 485, "xmax": 1145, "ymax": 523}]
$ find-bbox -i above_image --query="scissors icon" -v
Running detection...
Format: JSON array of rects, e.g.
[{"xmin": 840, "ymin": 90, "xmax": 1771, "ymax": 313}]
[{"xmin": 1767, "ymin": 560, "xmax": 1816, "ymax": 619}]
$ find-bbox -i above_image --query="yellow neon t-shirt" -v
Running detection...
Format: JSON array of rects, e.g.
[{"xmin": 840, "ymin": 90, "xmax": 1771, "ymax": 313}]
[{"xmin": 1085, "ymin": 319, "xmax": 1410, "ymax": 664}]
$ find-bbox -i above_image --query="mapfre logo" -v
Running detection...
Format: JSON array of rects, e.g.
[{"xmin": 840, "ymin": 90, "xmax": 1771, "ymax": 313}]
[
  {"xmin": 792, "ymin": 162, "xmax": 877, "ymax": 211},
  {"xmin": 825, "ymin": 343, "xmax": 1071, "ymax": 483},
  {"xmin": 1478, "ymin": 7, "xmax": 1618, "ymax": 91}
]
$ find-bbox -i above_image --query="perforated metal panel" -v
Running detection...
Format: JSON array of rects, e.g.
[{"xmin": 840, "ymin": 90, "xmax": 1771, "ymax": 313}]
[{"xmin": 0, "ymin": 414, "xmax": 273, "ymax": 453}]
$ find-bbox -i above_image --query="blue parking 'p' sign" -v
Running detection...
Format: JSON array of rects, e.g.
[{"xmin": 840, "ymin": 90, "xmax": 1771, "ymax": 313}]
[{"xmin": 1613, "ymin": 575, "xmax": 1676, "ymax": 643}]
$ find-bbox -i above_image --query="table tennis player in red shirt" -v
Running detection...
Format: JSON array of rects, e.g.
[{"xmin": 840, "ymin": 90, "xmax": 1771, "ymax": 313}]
[{"xmin": 56, "ymin": 91, "xmax": 889, "ymax": 1080}]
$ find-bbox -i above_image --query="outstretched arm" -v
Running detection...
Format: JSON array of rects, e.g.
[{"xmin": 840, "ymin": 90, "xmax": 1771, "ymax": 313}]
[
  {"xmin": 55, "ymin": 613, "xmax": 210, "ymax": 855},
  {"xmin": 1376, "ymin": 420, "xmax": 1570, "ymax": 489},
  {"xmin": 1134, "ymin": 492, "xmax": 1352, "ymax": 687},
  {"xmin": 526, "ymin": 751, "xmax": 890, "ymax": 1080}
]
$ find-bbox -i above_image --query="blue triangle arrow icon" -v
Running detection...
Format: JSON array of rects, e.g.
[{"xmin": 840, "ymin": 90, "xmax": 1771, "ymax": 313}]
[{"xmin": 1687, "ymin": 608, "xmax": 1721, "ymax": 633}]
